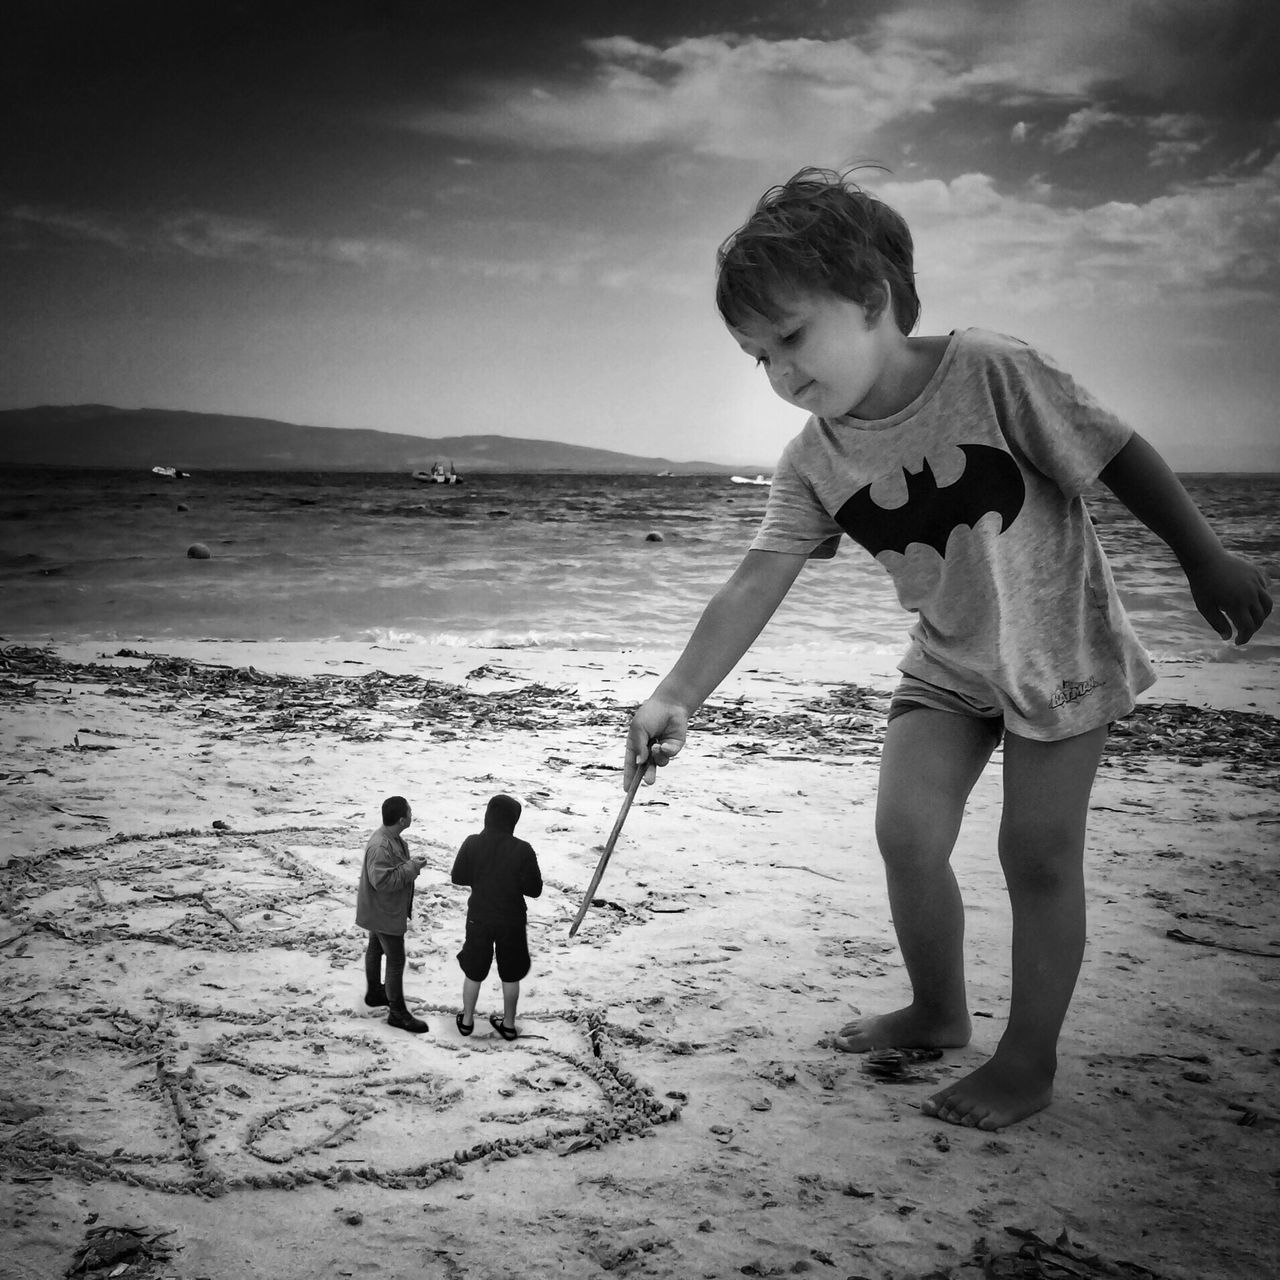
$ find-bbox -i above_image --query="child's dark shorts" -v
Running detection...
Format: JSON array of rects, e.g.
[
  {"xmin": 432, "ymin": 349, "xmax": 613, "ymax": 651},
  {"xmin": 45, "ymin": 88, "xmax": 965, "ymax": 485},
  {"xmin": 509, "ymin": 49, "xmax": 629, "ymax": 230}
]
[
  {"xmin": 457, "ymin": 915, "xmax": 531, "ymax": 983},
  {"xmin": 888, "ymin": 673, "xmax": 1119, "ymax": 744},
  {"xmin": 888, "ymin": 674, "xmax": 1005, "ymax": 743}
]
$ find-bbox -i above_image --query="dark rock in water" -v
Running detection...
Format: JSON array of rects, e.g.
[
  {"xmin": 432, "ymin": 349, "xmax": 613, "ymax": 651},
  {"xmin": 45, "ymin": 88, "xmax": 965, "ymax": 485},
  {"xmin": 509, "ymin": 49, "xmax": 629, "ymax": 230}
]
[
  {"xmin": 186, "ymin": 543, "xmax": 211, "ymax": 559},
  {"xmin": 177, "ymin": 503, "xmax": 189, "ymax": 512},
  {"xmin": 645, "ymin": 531, "xmax": 664, "ymax": 542}
]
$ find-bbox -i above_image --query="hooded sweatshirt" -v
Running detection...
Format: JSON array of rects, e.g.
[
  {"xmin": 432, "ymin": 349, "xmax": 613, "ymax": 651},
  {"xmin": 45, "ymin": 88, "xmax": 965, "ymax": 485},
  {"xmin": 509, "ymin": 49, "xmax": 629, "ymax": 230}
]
[{"xmin": 451, "ymin": 795, "xmax": 543, "ymax": 924}]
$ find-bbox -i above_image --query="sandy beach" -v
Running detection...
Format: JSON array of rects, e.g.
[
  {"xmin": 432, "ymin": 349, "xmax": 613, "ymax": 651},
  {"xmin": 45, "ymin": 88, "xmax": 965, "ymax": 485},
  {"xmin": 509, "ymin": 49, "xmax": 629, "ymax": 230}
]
[{"xmin": 1, "ymin": 638, "xmax": 1277, "ymax": 1280}]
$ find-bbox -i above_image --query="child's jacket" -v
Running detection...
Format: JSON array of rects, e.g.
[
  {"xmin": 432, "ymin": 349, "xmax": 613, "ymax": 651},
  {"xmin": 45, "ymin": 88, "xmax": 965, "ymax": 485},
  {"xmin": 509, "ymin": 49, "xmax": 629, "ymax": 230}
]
[
  {"xmin": 452, "ymin": 797, "xmax": 542, "ymax": 925},
  {"xmin": 355, "ymin": 826, "xmax": 420, "ymax": 935}
]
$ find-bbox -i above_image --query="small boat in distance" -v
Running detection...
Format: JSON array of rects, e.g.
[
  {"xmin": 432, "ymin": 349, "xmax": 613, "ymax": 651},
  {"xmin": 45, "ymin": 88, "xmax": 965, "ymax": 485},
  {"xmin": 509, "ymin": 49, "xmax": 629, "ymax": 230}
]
[
  {"xmin": 412, "ymin": 461, "xmax": 463, "ymax": 485},
  {"xmin": 729, "ymin": 473, "xmax": 772, "ymax": 486},
  {"xmin": 151, "ymin": 466, "xmax": 190, "ymax": 479}
]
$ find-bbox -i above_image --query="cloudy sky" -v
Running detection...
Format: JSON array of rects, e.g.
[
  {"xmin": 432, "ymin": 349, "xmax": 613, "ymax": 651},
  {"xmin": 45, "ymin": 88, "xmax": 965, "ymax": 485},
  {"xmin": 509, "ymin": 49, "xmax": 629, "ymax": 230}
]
[{"xmin": 4, "ymin": 0, "xmax": 1278, "ymax": 469}]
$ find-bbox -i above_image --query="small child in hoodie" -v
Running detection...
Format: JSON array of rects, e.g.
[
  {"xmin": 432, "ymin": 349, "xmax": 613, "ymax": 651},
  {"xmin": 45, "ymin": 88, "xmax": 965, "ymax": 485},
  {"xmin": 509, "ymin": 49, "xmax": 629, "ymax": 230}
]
[{"xmin": 451, "ymin": 793, "xmax": 543, "ymax": 1040}]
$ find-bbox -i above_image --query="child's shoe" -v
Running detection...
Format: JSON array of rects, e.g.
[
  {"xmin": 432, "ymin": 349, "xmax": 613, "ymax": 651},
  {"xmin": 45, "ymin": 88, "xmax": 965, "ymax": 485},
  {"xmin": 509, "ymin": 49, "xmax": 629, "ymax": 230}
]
[
  {"xmin": 388, "ymin": 1008, "xmax": 429, "ymax": 1033},
  {"xmin": 364, "ymin": 984, "xmax": 389, "ymax": 1008},
  {"xmin": 489, "ymin": 1012, "xmax": 518, "ymax": 1041}
]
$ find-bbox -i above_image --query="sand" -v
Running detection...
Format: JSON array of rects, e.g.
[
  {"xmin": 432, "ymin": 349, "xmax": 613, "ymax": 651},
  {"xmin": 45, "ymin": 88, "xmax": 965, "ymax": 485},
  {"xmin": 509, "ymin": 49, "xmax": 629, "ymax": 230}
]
[{"xmin": 1, "ymin": 638, "xmax": 1277, "ymax": 1280}]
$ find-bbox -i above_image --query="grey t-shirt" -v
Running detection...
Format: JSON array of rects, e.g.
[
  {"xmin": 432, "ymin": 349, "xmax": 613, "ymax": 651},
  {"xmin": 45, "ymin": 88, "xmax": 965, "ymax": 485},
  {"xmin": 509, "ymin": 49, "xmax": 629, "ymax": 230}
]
[{"xmin": 751, "ymin": 328, "xmax": 1155, "ymax": 739}]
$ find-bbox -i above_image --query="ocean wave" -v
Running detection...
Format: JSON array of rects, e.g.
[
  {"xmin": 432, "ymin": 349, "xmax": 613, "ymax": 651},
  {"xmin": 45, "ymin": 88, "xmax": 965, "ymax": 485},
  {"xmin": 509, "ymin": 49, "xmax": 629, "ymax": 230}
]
[
  {"xmin": 1147, "ymin": 639, "xmax": 1280, "ymax": 665},
  {"xmin": 358, "ymin": 626, "xmax": 622, "ymax": 651}
]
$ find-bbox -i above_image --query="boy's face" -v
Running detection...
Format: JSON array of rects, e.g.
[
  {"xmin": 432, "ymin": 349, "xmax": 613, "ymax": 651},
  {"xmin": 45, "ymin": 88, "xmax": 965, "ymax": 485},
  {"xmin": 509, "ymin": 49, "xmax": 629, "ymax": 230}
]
[{"xmin": 729, "ymin": 287, "xmax": 894, "ymax": 420}]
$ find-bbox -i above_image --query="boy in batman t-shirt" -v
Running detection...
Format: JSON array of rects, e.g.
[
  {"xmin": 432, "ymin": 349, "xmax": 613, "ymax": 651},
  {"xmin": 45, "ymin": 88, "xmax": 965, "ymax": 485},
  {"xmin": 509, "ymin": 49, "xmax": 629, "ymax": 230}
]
[
  {"xmin": 624, "ymin": 168, "xmax": 1271, "ymax": 1132},
  {"xmin": 757, "ymin": 325, "xmax": 1155, "ymax": 739}
]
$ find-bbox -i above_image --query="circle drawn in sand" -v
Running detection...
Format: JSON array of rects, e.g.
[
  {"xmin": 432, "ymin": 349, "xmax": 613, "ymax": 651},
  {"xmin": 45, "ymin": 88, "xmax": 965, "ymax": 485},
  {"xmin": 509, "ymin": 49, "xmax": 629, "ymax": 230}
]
[
  {"xmin": 203, "ymin": 1028, "xmax": 388, "ymax": 1079},
  {"xmin": 246, "ymin": 1096, "xmax": 377, "ymax": 1164}
]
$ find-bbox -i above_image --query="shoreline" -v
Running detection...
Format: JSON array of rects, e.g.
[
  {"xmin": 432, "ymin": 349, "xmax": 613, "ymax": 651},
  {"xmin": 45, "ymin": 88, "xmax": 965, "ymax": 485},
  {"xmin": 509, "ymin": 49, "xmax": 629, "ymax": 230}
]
[{"xmin": 2, "ymin": 639, "xmax": 1277, "ymax": 1279}]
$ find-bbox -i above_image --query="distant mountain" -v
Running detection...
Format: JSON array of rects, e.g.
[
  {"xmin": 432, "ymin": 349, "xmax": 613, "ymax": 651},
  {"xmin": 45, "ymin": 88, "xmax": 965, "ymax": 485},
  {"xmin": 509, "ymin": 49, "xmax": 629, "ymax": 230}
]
[{"xmin": 0, "ymin": 405, "xmax": 741, "ymax": 473}]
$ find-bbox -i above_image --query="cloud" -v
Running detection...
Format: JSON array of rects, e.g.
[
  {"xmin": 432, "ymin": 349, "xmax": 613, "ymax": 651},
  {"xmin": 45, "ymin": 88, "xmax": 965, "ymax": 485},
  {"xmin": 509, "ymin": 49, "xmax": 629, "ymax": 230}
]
[
  {"xmin": 1045, "ymin": 106, "xmax": 1132, "ymax": 152},
  {"xmin": 13, "ymin": 10, "xmax": 1274, "ymax": 320},
  {"xmin": 402, "ymin": 33, "xmax": 964, "ymax": 162},
  {"xmin": 395, "ymin": 9, "xmax": 1266, "ymax": 198},
  {"xmin": 4, "ymin": 204, "xmax": 416, "ymax": 273},
  {"xmin": 1149, "ymin": 113, "xmax": 1208, "ymax": 139},
  {"xmin": 6, "ymin": 206, "xmax": 138, "ymax": 252},
  {"xmin": 1144, "ymin": 114, "xmax": 1209, "ymax": 166},
  {"xmin": 881, "ymin": 155, "xmax": 1280, "ymax": 314},
  {"xmin": 1, "ymin": 199, "xmax": 697, "ymax": 296},
  {"xmin": 1148, "ymin": 140, "xmax": 1202, "ymax": 167},
  {"xmin": 1042, "ymin": 104, "xmax": 1212, "ymax": 160},
  {"xmin": 878, "ymin": 0, "xmax": 1277, "ymax": 113}
]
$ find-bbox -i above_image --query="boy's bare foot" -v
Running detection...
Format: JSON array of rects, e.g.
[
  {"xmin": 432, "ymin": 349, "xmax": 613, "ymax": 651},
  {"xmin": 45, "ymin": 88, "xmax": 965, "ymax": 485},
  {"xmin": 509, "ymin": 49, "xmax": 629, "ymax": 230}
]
[
  {"xmin": 833, "ymin": 1006, "xmax": 971, "ymax": 1054},
  {"xmin": 922, "ymin": 1052, "xmax": 1054, "ymax": 1130}
]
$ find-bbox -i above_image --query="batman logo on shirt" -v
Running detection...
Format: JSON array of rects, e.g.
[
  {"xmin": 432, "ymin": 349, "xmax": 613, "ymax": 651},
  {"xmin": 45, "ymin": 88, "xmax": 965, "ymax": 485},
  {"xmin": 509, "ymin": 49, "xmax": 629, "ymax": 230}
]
[{"xmin": 835, "ymin": 444, "xmax": 1025, "ymax": 558}]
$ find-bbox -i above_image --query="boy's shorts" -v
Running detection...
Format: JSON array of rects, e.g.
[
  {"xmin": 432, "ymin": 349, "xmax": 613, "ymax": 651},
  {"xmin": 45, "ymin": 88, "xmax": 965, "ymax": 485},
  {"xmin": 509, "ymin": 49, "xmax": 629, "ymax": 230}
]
[
  {"xmin": 889, "ymin": 672, "xmax": 1121, "ymax": 743},
  {"xmin": 457, "ymin": 915, "xmax": 531, "ymax": 983},
  {"xmin": 888, "ymin": 673, "xmax": 1005, "ymax": 743}
]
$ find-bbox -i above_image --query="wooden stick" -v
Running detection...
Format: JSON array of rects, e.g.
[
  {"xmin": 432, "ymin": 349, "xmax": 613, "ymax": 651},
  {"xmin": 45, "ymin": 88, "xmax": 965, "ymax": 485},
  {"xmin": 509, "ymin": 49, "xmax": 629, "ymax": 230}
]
[{"xmin": 568, "ymin": 757, "xmax": 648, "ymax": 937}]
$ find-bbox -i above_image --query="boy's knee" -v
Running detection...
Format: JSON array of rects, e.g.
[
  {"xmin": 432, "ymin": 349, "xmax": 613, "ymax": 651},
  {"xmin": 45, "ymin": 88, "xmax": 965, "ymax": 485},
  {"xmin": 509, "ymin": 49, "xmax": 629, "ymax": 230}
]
[
  {"xmin": 998, "ymin": 822, "xmax": 1084, "ymax": 892},
  {"xmin": 875, "ymin": 810, "xmax": 955, "ymax": 869}
]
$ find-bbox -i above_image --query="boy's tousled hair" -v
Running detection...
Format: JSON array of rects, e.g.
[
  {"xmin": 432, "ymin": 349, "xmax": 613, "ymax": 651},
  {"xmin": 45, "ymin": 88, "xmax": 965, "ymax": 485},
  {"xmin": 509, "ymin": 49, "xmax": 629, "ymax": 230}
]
[
  {"xmin": 382, "ymin": 795, "xmax": 410, "ymax": 826},
  {"xmin": 715, "ymin": 167, "xmax": 920, "ymax": 335}
]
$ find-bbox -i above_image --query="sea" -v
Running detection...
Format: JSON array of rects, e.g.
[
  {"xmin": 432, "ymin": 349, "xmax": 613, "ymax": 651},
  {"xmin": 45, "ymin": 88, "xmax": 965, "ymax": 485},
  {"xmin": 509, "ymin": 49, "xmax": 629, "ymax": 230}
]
[{"xmin": 1, "ymin": 467, "xmax": 1278, "ymax": 668}]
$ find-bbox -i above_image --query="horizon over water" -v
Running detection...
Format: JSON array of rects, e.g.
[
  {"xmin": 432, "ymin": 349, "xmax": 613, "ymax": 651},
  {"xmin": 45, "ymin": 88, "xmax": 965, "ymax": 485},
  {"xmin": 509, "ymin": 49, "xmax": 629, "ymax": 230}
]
[{"xmin": 1, "ymin": 467, "xmax": 1277, "ymax": 668}]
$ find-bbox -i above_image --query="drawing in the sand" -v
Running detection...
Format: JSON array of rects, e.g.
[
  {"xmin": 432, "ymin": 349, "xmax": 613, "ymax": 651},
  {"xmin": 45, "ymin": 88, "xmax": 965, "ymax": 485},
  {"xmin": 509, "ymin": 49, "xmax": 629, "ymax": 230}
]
[{"xmin": 0, "ymin": 823, "xmax": 678, "ymax": 1195}]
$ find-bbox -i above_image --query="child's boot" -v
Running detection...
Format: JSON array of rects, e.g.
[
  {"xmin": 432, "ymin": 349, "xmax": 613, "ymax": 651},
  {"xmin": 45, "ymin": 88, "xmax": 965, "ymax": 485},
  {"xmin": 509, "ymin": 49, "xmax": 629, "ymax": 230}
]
[
  {"xmin": 387, "ymin": 1001, "xmax": 428, "ymax": 1034},
  {"xmin": 364, "ymin": 983, "xmax": 389, "ymax": 1008}
]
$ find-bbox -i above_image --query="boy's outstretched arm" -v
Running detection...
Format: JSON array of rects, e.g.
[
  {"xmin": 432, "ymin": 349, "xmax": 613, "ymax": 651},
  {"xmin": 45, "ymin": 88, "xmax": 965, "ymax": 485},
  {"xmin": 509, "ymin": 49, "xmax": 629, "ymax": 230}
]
[
  {"xmin": 625, "ymin": 549, "xmax": 808, "ymax": 787},
  {"xmin": 1099, "ymin": 432, "xmax": 1273, "ymax": 644}
]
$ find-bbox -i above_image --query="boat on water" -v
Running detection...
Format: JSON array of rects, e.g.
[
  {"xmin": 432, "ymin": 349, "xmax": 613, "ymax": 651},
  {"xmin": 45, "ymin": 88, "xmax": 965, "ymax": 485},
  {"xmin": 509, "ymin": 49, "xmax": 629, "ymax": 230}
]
[
  {"xmin": 151, "ymin": 466, "xmax": 190, "ymax": 479},
  {"xmin": 412, "ymin": 461, "xmax": 463, "ymax": 485},
  {"xmin": 729, "ymin": 473, "xmax": 772, "ymax": 486}
]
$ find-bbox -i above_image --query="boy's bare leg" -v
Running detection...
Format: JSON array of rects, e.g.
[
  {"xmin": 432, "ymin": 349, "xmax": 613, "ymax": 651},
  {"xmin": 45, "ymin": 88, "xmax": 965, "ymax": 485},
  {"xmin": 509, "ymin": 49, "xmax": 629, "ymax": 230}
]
[
  {"xmin": 835, "ymin": 709, "xmax": 997, "ymax": 1052},
  {"xmin": 500, "ymin": 981, "xmax": 520, "ymax": 1029},
  {"xmin": 460, "ymin": 977, "xmax": 481, "ymax": 1028},
  {"xmin": 923, "ymin": 724, "xmax": 1106, "ymax": 1130}
]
